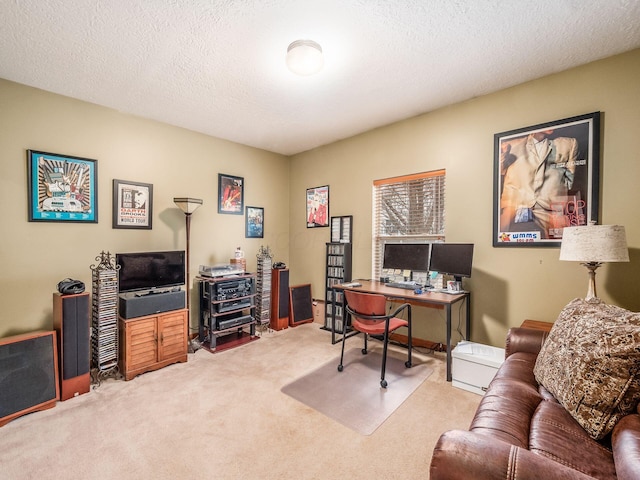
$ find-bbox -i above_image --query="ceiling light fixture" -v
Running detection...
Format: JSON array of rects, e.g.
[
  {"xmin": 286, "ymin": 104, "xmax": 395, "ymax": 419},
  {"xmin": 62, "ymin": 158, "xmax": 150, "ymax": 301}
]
[{"xmin": 286, "ymin": 39, "xmax": 324, "ymax": 76}]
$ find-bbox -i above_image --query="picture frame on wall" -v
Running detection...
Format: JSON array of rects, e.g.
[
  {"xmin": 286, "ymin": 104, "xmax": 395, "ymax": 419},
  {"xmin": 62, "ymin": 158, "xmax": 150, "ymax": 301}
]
[
  {"xmin": 493, "ymin": 111, "xmax": 600, "ymax": 247},
  {"xmin": 112, "ymin": 179, "xmax": 153, "ymax": 229},
  {"xmin": 306, "ymin": 185, "xmax": 330, "ymax": 228},
  {"xmin": 218, "ymin": 173, "xmax": 244, "ymax": 214},
  {"xmin": 245, "ymin": 206, "xmax": 264, "ymax": 238},
  {"xmin": 27, "ymin": 149, "xmax": 98, "ymax": 223}
]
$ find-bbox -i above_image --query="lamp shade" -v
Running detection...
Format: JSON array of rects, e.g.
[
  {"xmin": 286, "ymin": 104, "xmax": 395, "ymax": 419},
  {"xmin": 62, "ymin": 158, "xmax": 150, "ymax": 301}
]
[
  {"xmin": 173, "ymin": 197, "xmax": 203, "ymax": 214},
  {"xmin": 560, "ymin": 224, "xmax": 629, "ymax": 263},
  {"xmin": 286, "ymin": 39, "xmax": 324, "ymax": 76}
]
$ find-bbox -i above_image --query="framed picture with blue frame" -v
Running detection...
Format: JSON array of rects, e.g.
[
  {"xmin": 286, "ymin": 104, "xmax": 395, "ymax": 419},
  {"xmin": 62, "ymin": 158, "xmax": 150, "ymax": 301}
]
[
  {"xmin": 245, "ymin": 206, "xmax": 264, "ymax": 238},
  {"xmin": 27, "ymin": 149, "xmax": 98, "ymax": 223}
]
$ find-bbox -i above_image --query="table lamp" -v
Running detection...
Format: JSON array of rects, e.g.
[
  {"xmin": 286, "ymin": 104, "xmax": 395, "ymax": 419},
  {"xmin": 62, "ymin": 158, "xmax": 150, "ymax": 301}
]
[{"xmin": 559, "ymin": 222, "xmax": 629, "ymax": 301}]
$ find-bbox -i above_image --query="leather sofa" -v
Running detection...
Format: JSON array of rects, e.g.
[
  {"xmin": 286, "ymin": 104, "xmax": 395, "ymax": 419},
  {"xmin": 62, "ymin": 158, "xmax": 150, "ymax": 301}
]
[{"xmin": 430, "ymin": 326, "xmax": 640, "ymax": 480}]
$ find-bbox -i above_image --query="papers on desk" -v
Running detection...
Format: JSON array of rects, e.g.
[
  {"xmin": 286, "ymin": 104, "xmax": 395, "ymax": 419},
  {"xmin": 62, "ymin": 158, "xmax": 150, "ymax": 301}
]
[{"xmin": 341, "ymin": 282, "xmax": 362, "ymax": 287}]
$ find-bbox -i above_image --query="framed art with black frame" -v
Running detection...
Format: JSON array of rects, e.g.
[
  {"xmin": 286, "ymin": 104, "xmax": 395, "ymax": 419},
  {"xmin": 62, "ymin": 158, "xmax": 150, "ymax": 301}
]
[
  {"xmin": 27, "ymin": 149, "xmax": 98, "ymax": 223},
  {"xmin": 306, "ymin": 185, "xmax": 329, "ymax": 228},
  {"xmin": 218, "ymin": 173, "xmax": 244, "ymax": 214},
  {"xmin": 112, "ymin": 179, "xmax": 153, "ymax": 229},
  {"xmin": 493, "ymin": 111, "xmax": 600, "ymax": 247},
  {"xmin": 245, "ymin": 206, "xmax": 264, "ymax": 238}
]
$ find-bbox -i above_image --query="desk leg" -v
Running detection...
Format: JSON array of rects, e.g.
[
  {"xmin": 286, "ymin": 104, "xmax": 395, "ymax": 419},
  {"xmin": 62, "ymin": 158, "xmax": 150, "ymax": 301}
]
[
  {"xmin": 466, "ymin": 292, "xmax": 471, "ymax": 341},
  {"xmin": 331, "ymin": 288, "xmax": 337, "ymax": 345},
  {"xmin": 446, "ymin": 303, "xmax": 452, "ymax": 382}
]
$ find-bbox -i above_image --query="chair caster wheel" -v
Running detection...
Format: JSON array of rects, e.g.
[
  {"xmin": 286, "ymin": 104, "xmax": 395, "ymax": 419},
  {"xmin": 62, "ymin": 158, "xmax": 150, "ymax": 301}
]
[
  {"xmin": 337, "ymin": 365, "xmax": 343, "ymax": 372},
  {"xmin": 405, "ymin": 361, "xmax": 412, "ymax": 368},
  {"xmin": 361, "ymin": 348, "xmax": 367, "ymax": 355},
  {"xmin": 380, "ymin": 379, "xmax": 388, "ymax": 388}
]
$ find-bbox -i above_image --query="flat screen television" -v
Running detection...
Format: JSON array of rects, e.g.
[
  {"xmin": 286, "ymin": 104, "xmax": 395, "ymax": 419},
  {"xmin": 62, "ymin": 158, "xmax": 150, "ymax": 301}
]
[
  {"xmin": 428, "ymin": 243, "xmax": 474, "ymax": 282},
  {"xmin": 116, "ymin": 250, "xmax": 185, "ymax": 293},
  {"xmin": 382, "ymin": 243, "xmax": 431, "ymax": 272}
]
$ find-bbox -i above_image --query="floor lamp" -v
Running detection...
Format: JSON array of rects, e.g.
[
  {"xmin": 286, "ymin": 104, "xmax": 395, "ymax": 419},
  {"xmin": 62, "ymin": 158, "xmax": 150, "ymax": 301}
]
[{"xmin": 174, "ymin": 197, "xmax": 203, "ymax": 317}]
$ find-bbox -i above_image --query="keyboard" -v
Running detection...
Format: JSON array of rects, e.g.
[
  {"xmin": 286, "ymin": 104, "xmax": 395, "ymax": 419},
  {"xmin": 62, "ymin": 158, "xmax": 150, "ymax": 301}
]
[{"xmin": 386, "ymin": 281, "xmax": 420, "ymax": 290}]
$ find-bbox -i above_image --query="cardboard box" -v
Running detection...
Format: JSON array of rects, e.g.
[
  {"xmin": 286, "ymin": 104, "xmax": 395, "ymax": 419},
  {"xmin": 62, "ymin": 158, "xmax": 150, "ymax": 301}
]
[
  {"xmin": 312, "ymin": 299, "xmax": 324, "ymax": 324},
  {"xmin": 452, "ymin": 341, "xmax": 505, "ymax": 395}
]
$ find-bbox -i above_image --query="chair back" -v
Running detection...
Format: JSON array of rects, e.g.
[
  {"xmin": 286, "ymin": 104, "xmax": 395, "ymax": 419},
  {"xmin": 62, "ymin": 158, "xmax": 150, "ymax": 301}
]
[{"xmin": 344, "ymin": 290, "xmax": 387, "ymax": 318}]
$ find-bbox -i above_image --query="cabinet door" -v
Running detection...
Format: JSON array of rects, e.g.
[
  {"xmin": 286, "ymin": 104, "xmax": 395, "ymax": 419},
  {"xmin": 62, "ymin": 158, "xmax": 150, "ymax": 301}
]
[
  {"xmin": 127, "ymin": 317, "xmax": 158, "ymax": 371},
  {"xmin": 158, "ymin": 311, "xmax": 187, "ymax": 361}
]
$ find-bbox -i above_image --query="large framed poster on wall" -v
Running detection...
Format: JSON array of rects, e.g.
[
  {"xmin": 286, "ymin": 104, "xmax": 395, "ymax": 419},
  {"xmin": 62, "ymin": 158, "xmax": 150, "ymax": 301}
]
[
  {"xmin": 27, "ymin": 149, "xmax": 98, "ymax": 223},
  {"xmin": 493, "ymin": 112, "xmax": 600, "ymax": 247}
]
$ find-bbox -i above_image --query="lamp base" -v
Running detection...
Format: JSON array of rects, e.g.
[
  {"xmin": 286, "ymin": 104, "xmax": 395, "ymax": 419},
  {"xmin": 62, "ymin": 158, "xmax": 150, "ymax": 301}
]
[{"xmin": 582, "ymin": 261, "xmax": 601, "ymax": 302}]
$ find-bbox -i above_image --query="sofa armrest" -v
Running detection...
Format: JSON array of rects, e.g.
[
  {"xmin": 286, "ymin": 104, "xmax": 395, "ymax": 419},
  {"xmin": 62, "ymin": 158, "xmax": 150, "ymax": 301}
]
[
  {"xmin": 612, "ymin": 414, "xmax": 640, "ymax": 480},
  {"xmin": 505, "ymin": 327, "xmax": 548, "ymax": 358},
  {"xmin": 430, "ymin": 430, "xmax": 595, "ymax": 480}
]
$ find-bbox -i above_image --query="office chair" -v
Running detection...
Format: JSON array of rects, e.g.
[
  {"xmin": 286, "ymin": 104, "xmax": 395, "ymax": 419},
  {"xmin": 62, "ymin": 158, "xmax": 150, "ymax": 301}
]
[{"xmin": 338, "ymin": 290, "xmax": 412, "ymax": 388}]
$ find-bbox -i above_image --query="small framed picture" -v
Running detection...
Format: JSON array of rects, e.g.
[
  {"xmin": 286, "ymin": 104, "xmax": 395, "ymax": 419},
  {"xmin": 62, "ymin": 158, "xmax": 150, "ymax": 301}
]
[
  {"xmin": 245, "ymin": 206, "xmax": 264, "ymax": 238},
  {"xmin": 112, "ymin": 179, "xmax": 153, "ymax": 229},
  {"xmin": 306, "ymin": 185, "xmax": 329, "ymax": 228},
  {"xmin": 218, "ymin": 173, "xmax": 244, "ymax": 214},
  {"xmin": 27, "ymin": 150, "xmax": 98, "ymax": 223}
]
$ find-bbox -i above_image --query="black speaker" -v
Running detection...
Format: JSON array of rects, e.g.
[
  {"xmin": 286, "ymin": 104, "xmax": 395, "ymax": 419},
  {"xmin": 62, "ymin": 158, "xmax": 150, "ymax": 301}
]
[
  {"xmin": 0, "ymin": 331, "xmax": 59, "ymax": 427},
  {"xmin": 53, "ymin": 292, "xmax": 90, "ymax": 401},
  {"xmin": 270, "ymin": 268, "xmax": 289, "ymax": 330},
  {"xmin": 118, "ymin": 290, "xmax": 185, "ymax": 319}
]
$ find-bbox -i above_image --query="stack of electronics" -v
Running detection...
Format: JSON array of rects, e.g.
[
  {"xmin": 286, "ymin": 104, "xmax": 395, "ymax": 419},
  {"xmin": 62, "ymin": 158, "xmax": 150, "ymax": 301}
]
[{"xmin": 199, "ymin": 263, "xmax": 244, "ymax": 278}]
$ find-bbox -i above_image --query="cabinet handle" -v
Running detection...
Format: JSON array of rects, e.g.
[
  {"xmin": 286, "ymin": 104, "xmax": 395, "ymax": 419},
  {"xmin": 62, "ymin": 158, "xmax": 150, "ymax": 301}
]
[{"xmin": 160, "ymin": 333, "xmax": 164, "ymax": 344}]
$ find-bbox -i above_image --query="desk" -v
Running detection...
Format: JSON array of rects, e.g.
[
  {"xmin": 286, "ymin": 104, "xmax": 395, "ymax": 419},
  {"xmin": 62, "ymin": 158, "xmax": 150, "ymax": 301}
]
[{"xmin": 331, "ymin": 280, "xmax": 470, "ymax": 382}]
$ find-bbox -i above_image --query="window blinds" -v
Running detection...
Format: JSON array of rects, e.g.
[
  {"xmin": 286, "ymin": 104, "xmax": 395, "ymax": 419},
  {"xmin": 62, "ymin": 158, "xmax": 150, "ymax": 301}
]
[{"xmin": 372, "ymin": 170, "xmax": 446, "ymax": 279}]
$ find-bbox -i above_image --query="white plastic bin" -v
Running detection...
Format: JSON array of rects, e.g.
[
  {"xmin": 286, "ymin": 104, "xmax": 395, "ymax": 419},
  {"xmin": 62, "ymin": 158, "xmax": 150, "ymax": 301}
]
[{"xmin": 452, "ymin": 341, "xmax": 505, "ymax": 395}]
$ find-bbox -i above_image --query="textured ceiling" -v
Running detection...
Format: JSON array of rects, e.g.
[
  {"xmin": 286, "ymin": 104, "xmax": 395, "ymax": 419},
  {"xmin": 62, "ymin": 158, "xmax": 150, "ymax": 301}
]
[{"xmin": 1, "ymin": 1, "xmax": 640, "ymax": 156}]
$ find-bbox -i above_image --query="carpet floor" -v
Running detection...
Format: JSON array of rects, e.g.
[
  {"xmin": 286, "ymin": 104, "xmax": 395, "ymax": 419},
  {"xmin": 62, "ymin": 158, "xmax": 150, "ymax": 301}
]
[{"xmin": 0, "ymin": 323, "xmax": 480, "ymax": 480}]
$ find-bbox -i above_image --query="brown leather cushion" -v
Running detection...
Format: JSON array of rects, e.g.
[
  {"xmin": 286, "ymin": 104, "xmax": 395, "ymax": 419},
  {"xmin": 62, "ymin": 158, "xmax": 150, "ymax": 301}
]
[{"xmin": 534, "ymin": 298, "xmax": 640, "ymax": 440}]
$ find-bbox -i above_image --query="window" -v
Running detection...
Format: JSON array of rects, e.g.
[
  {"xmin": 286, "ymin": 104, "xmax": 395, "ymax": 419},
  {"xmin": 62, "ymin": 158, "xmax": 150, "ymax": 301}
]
[{"xmin": 372, "ymin": 170, "xmax": 445, "ymax": 284}]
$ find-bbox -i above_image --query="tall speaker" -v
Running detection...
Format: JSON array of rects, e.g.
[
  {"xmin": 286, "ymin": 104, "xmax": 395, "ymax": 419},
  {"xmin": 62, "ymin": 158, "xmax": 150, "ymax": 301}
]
[
  {"xmin": 53, "ymin": 292, "xmax": 90, "ymax": 401},
  {"xmin": 0, "ymin": 331, "xmax": 59, "ymax": 427},
  {"xmin": 270, "ymin": 268, "xmax": 289, "ymax": 331}
]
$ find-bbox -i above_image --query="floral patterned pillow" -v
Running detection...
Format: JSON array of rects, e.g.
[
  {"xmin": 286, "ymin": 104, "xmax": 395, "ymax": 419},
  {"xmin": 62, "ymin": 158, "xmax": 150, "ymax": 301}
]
[{"xmin": 533, "ymin": 298, "xmax": 640, "ymax": 440}]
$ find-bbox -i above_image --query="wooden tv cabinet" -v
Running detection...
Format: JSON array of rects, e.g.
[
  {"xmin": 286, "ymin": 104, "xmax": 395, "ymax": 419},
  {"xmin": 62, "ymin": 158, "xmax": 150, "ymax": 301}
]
[{"xmin": 118, "ymin": 308, "xmax": 188, "ymax": 381}]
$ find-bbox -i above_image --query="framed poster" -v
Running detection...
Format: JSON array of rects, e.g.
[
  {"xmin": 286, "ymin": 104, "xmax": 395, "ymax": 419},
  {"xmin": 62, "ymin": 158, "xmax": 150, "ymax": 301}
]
[
  {"xmin": 306, "ymin": 185, "xmax": 329, "ymax": 228},
  {"xmin": 245, "ymin": 206, "xmax": 264, "ymax": 238},
  {"xmin": 112, "ymin": 179, "xmax": 153, "ymax": 229},
  {"xmin": 27, "ymin": 150, "xmax": 98, "ymax": 223},
  {"xmin": 218, "ymin": 173, "xmax": 244, "ymax": 214},
  {"xmin": 330, "ymin": 215, "xmax": 352, "ymax": 243},
  {"xmin": 493, "ymin": 112, "xmax": 600, "ymax": 247}
]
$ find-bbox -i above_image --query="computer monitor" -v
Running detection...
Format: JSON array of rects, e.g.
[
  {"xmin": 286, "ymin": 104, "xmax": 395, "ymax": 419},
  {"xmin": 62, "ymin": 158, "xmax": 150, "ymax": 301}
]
[
  {"xmin": 428, "ymin": 243, "xmax": 474, "ymax": 282},
  {"xmin": 382, "ymin": 243, "xmax": 431, "ymax": 272}
]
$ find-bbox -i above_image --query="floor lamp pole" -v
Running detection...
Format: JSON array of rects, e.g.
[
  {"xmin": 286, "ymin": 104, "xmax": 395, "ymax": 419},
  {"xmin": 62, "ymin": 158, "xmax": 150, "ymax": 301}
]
[
  {"xmin": 173, "ymin": 197, "xmax": 203, "ymax": 337},
  {"xmin": 185, "ymin": 212, "xmax": 192, "ymax": 313}
]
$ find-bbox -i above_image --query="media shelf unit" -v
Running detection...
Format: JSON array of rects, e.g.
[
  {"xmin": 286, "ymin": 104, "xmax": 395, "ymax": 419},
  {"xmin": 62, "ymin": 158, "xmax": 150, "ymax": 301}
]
[
  {"xmin": 197, "ymin": 273, "xmax": 257, "ymax": 351},
  {"xmin": 323, "ymin": 242, "xmax": 352, "ymax": 343},
  {"xmin": 118, "ymin": 308, "xmax": 188, "ymax": 381}
]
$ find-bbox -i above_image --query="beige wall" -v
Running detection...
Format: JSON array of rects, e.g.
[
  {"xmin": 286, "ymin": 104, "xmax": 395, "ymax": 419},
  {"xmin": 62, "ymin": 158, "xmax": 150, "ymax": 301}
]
[
  {"xmin": 289, "ymin": 49, "xmax": 640, "ymax": 347},
  {"xmin": 0, "ymin": 79, "xmax": 290, "ymax": 337},
  {"xmin": 2, "ymin": 49, "xmax": 639, "ymax": 346}
]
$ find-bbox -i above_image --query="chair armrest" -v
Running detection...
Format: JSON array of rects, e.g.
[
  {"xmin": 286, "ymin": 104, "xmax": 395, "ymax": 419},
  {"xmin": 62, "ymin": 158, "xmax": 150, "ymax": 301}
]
[
  {"xmin": 430, "ymin": 430, "xmax": 595, "ymax": 480},
  {"xmin": 505, "ymin": 327, "xmax": 548, "ymax": 359},
  {"xmin": 612, "ymin": 414, "xmax": 640, "ymax": 480}
]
